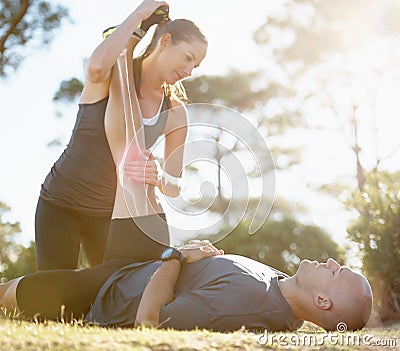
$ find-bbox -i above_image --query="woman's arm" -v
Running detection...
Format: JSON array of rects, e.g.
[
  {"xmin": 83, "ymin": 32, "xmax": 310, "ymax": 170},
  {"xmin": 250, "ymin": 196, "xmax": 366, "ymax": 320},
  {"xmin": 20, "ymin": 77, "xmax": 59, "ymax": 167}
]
[
  {"xmin": 158, "ymin": 102, "xmax": 188, "ymax": 197},
  {"xmin": 86, "ymin": 0, "xmax": 167, "ymax": 83},
  {"xmin": 85, "ymin": 14, "xmax": 142, "ymax": 84},
  {"xmin": 122, "ymin": 103, "xmax": 187, "ymax": 197},
  {"xmin": 80, "ymin": 0, "xmax": 167, "ymax": 103}
]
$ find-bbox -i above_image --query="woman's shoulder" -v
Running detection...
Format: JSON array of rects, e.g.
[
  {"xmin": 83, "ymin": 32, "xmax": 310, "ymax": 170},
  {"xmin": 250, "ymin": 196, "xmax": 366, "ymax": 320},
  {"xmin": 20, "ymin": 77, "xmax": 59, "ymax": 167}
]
[
  {"xmin": 168, "ymin": 96, "xmax": 188, "ymax": 124},
  {"xmin": 163, "ymin": 96, "xmax": 188, "ymax": 137},
  {"xmin": 168, "ymin": 94, "xmax": 184, "ymax": 108}
]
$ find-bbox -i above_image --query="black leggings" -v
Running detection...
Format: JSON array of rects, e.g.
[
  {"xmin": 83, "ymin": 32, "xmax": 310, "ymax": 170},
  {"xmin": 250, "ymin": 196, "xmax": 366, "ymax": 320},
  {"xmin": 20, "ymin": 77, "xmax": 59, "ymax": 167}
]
[
  {"xmin": 35, "ymin": 198, "xmax": 111, "ymax": 270},
  {"xmin": 17, "ymin": 215, "xmax": 169, "ymax": 321}
]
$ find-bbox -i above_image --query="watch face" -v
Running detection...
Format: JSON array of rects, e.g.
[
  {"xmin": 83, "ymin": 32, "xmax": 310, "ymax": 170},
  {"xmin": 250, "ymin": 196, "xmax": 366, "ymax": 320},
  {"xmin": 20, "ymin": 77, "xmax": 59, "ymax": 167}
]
[
  {"xmin": 161, "ymin": 247, "xmax": 174, "ymax": 260},
  {"xmin": 160, "ymin": 247, "xmax": 186, "ymax": 266}
]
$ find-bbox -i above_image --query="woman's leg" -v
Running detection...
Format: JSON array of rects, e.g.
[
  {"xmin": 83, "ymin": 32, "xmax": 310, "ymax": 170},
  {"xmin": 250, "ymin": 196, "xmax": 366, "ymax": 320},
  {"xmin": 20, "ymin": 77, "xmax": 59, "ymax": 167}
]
[
  {"xmin": 35, "ymin": 198, "xmax": 81, "ymax": 270},
  {"xmin": 79, "ymin": 215, "xmax": 110, "ymax": 266},
  {"xmin": 103, "ymin": 214, "xmax": 170, "ymax": 262}
]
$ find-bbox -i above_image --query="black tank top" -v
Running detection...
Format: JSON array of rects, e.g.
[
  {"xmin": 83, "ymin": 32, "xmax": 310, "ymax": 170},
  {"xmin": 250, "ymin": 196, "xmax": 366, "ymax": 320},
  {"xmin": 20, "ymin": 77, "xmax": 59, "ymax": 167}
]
[{"xmin": 40, "ymin": 95, "xmax": 170, "ymax": 216}]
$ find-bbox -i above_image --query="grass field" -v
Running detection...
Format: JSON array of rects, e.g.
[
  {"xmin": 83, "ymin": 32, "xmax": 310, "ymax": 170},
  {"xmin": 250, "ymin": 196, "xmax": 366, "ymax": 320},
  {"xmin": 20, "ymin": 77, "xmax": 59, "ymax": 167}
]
[{"xmin": 0, "ymin": 316, "xmax": 399, "ymax": 351}]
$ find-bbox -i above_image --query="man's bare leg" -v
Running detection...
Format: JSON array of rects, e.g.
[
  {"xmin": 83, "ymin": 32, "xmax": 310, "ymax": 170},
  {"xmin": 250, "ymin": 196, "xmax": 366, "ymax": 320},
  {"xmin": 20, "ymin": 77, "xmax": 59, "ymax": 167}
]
[{"xmin": 0, "ymin": 277, "xmax": 23, "ymax": 313}]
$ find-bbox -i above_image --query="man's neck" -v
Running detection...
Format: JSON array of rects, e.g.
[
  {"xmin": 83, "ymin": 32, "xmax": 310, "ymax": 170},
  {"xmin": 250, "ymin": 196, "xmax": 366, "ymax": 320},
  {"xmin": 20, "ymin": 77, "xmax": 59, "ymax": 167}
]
[{"xmin": 278, "ymin": 276, "xmax": 307, "ymax": 321}]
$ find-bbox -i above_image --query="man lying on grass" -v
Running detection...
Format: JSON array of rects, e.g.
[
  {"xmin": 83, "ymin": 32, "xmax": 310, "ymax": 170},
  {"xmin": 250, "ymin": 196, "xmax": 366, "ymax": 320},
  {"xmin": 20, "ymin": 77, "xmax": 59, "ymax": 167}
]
[{"xmin": 0, "ymin": 240, "xmax": 372, "ymax": 332}]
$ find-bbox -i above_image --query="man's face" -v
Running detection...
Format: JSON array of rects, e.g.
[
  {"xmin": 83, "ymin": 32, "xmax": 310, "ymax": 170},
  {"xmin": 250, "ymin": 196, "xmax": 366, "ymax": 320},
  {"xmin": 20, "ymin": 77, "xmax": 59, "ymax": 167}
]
[
  {"xmin": 294, "ymin": 258, "xmax": 363, "ymax": 296},
  {"xmin": 293, "ymin": 258, "xmax": 372, "ymax": 330}
]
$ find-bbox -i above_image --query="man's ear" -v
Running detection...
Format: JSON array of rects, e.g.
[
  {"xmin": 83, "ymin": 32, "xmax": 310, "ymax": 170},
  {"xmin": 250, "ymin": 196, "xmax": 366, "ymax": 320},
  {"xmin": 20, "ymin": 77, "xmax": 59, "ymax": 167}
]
[{"xmin": 314, "ymin": 294, "xmax": 332, "ymax": 310}]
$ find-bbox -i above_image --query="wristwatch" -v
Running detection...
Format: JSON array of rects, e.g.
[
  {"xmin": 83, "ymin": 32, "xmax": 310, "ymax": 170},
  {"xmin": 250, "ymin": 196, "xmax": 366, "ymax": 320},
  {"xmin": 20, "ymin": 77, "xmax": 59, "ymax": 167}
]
[{"xmin": 160, "ymin": 247, "xmax": 186, "ymax": 267}]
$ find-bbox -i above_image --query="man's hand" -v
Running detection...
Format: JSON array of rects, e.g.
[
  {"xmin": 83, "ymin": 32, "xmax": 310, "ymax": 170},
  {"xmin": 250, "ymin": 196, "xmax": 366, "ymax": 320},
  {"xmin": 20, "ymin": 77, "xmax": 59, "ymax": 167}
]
[
  {"xmin": 135, "ymin": 240, "xmax": 223, "ymax": 327},
  {"xmin": 178, "ymin": 240, "xmax": 224, "ymax": 264},
  {"xmin": 140, "ymin": 4, "xmax": 169, "ymax": 32}
]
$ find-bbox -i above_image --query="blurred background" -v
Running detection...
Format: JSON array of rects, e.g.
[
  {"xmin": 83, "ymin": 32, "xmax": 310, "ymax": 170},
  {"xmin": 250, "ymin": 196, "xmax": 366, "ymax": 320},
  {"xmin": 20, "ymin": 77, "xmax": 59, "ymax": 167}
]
[{"xmin": 1, "ymin": 0, "xmax": 399, "ymax": 326}]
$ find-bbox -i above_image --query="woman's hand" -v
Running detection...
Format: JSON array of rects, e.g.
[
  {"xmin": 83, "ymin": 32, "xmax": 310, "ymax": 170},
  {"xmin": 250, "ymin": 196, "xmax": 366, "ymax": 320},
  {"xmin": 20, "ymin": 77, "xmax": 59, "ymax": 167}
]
[
  {"xmin": 124, "ymin": 150, "xmax": 161, "ymax": 186},
  {"xmin": 178, "ymin": 240, "xmax": 224, "ymax": 264}
]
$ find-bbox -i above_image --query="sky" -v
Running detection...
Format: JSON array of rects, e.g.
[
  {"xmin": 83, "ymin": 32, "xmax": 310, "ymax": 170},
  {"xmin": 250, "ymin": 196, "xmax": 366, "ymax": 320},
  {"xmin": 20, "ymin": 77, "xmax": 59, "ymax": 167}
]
[{"xmin": 1, "ymin": 0, "xmax": 399, "ymax": 255}]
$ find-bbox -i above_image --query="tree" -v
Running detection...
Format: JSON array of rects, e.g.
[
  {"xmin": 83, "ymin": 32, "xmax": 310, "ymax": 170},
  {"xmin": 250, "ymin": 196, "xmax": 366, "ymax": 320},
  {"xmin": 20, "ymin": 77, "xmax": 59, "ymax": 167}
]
[
  {"xmin": 3, "ymin": 241, "xmax": 36, "ymax": 279},
  {"xmin": 253, "ymin": 0, "xmax": 400, "ymax": 183},
  {"xmin": 173, "ymin": 71, "xmax": 304, "ymax": 234},
  {"xmin": 0, "ymin": 201, "xmax": 24, "ymax": 281},
  {"xmin": 0, "ymin": 0, "xmax": 69, "ymax": 77},
  {"xmin": 183, "ymin": 69, "xmax": 288, "ymax": 112},
  {"xmin": 254, "ymin": 0, "xmax": 400, "ymax": 65},
  {"xmin": 253, "ymin": 3, "xmax": 400, "ymax": 325},
  {"xmin": 345, "ymin": 170, "xmax": 400, "ymax": 322},
  {"xmin": 52, "ymin": 77, "xmax": 83, "ymax": 103}
]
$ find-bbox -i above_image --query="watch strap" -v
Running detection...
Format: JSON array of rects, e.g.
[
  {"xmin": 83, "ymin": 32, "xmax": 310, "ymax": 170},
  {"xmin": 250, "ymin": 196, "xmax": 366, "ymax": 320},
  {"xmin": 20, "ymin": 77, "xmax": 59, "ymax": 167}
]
[{"xmin": 161, "ymin": 247, "xmax": 186, "ymax": 267}]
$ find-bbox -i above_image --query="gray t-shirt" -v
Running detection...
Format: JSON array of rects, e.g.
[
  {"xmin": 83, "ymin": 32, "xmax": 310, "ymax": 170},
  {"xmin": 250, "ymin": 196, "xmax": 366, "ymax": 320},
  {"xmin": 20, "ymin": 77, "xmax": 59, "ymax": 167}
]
[{"xmin": 86, "ymin": 254, "xmax": 303, "ymax": 332}]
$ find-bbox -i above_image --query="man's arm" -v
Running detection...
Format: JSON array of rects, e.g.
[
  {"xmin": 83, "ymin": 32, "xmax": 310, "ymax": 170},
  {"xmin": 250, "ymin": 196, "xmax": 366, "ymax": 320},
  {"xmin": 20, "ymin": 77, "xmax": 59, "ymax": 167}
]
[
  {"xmin": 135, "ymin": 241, "xmax": 223, "ymax": 327},
  {"xmin": 135, "ymin": 259, "xmax": 180, "ymax": 326}
]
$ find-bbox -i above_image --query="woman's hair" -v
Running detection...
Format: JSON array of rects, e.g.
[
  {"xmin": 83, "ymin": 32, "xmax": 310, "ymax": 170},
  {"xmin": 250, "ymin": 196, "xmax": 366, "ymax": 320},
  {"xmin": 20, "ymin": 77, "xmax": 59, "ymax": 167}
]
[{"xmin": 132, "ymin": 19, "xmax": 207, "ymax": 103}]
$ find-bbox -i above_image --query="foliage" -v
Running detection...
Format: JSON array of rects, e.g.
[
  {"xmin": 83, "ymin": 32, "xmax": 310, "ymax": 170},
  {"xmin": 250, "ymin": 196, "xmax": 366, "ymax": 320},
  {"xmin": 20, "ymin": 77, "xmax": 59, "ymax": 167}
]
[
  {"xmin": 183, "ymin": 69, "xmax": 291, "ymax": 112},
  {"xmin": 346, "ymin": 170, "xmax": 400, "ymax": 322},
  {"xmin": 53, "ymin": 77, "xmax": 84, "ymax": 103},
  {"xmin": 183, "ymin": 70, "xmax": 307, "ymax": 137},
  {"xmin": 254, "ymin": 0, "xmax": 400, "ymax": 192},
  {"xmin": 0, "ymin": 202, "xmax": 36, "ymax": 281},
  {"xmin": 2, "ymin": 241, "xmax": 36, "ymax": 279},
  {"xmin": 0, "ymin": 202, "xmax": 21, "ymax": 281},
  {"xmin": 254, "ymin": 0, "xmax": 400, "ymax": 65},
  {"xmin": 211, "ymin": 216, "xmax": 344, "ymax": 276},
  {"xmin": 179, "ymin": 71, "xmax": 304, "ymax": 224},
  {"xmin": 255, "ymin": 0, "xmax": 400, "ymax": 324},
  {"xmin": 0, "ymin": 0, "xmax": 69, "ymax": 77}
]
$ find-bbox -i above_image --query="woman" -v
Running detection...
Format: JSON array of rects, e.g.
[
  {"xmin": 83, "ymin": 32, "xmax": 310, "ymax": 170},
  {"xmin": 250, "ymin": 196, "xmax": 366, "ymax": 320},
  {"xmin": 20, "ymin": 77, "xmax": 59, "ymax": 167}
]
[
  {"xmin": 0, "ymin": 1, "xmax": 209, "ymax": 322},
  {"xmin": 35, "ymin": 0, "xmax": 208, "ymax": 270}
]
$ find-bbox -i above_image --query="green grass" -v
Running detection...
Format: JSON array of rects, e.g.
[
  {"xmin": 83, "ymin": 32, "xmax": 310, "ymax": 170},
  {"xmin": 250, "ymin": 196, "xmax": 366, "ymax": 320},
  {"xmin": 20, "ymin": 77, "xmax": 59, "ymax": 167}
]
[{"xmin": 0, "ymin": 315, "xmax": 399, "ymax": 351}]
